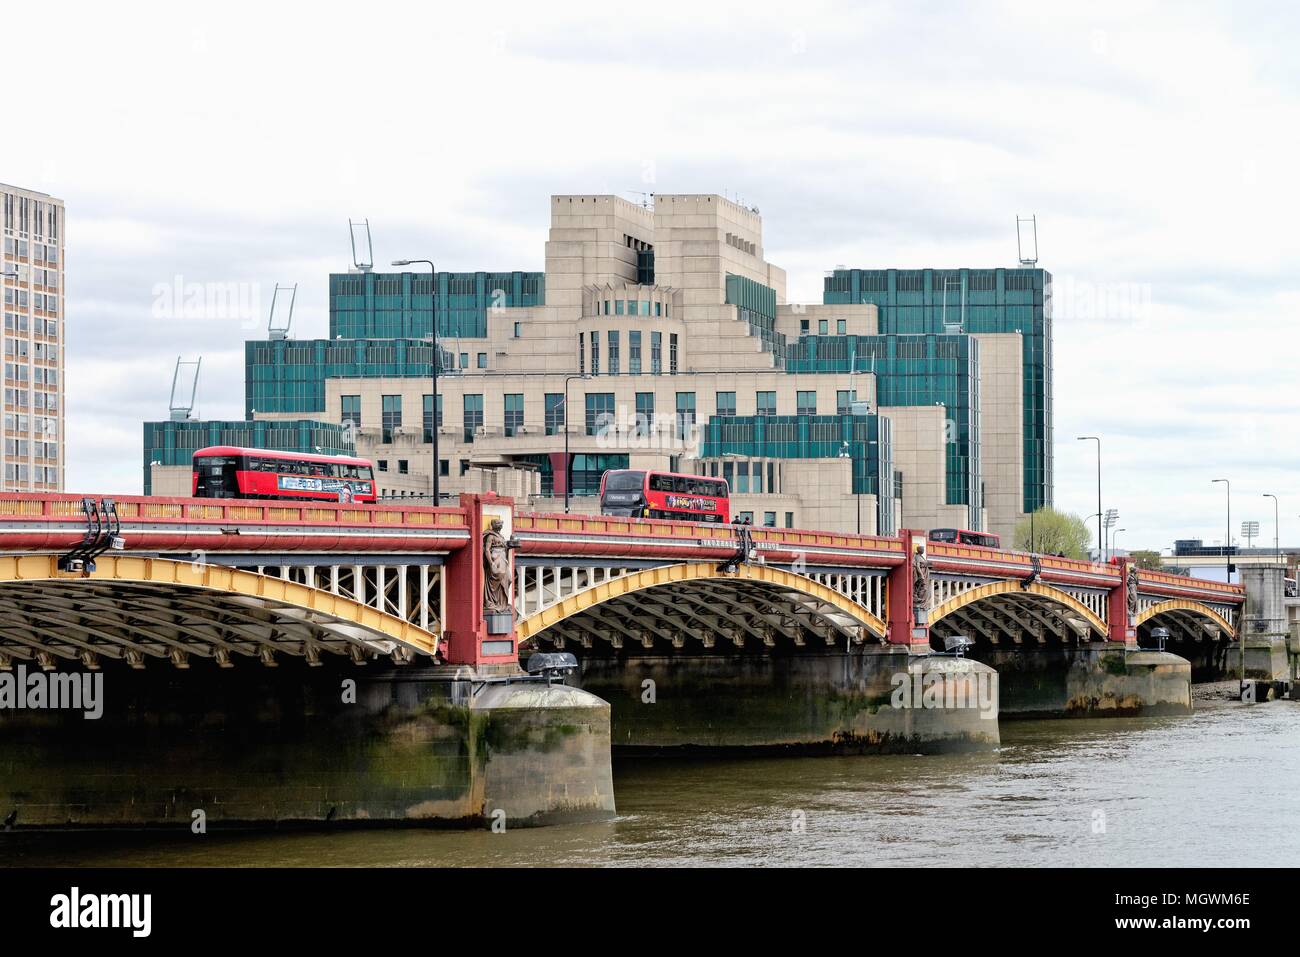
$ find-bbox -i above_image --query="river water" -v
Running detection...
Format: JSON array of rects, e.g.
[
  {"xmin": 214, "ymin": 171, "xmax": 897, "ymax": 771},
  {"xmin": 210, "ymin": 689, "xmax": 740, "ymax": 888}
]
[{"xmin": 6, "ymin": 699, "xmax": 1298, "ymax": 868}]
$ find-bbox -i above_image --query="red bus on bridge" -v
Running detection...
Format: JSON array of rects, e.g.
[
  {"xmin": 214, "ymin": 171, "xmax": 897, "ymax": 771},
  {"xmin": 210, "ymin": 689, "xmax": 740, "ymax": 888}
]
[
  {"xmin": 600, "ymin": 469, "xmax": 730, "ymax": 523},
  {"xmin": 929, "ymin": 527, "xmax": 1001, "ymax": 549},
  {"xmin": 192, "ymin": 447, "xmax": 378, "ymax": 504}
]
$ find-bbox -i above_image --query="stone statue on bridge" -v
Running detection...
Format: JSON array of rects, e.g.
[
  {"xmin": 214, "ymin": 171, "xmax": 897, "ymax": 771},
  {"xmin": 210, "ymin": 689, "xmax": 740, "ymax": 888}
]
[
  {"xmin": 1126, "ymin": 565, "xmax": 1140, "ymax": 623},
  {"xmin": 912, "ymin": 547, "xmax": 931, "ymax": 620},
  {"xmin": 483, "ymin": 518, "xmax": 516, "ymax": 617}
]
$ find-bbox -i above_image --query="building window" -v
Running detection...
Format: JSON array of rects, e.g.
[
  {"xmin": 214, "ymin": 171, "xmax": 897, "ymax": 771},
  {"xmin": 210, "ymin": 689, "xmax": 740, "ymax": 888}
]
[
  {"xmin": 578, "ymin": 333, "xmax": 584, "ymax": 374},
  {"xmin": 651, "ymin": 332, "xmax": 662, "ymax": 374},
  {"xmin": 398, "ymin": 460, "xmax": 409, "ymax": 474},
  {"xmin": 763, "ymin": 512, "xmax": 777, "ymax": 527},
  {"xmin": 460, "ymin": 459, "xmax": 470, "ymax": 476},
  {"xmin": 504, "ymin": 393, "xmax": 524, "ymax": 437},
  {"xmin": 739, "ymin": 511, "xmax": 754, "ymax": 523},
  {"xmin": 629, "ymin": 330, "xmax": 642, "ymax": 375},
  {"xmin": 797, "ymin": 390, "xmax": 817, "ymax": 416},
  {"xmin": 423, "ymin": 394, "xmax": 440, "ymax": 442},
  {"xmin": 800, "ymin": 318, "xmax": 809, "ymax": 334},
  {"xmin": 513, "ymin": 322, "xmax": 521, "ymax": 338},
  {"xmin": 675, "ymin": 391, "xmax": 695, "ymax": 440},
  {"xmin": 608, "ymin": 330, "xmax": 620, "ymax": 375},
  {"xmin": 635, "ymin": 392, "xmax": 654, "ymax": 436},
  {"xmin": 591, "ymin": 333, "xmax": 600, "ymax": 375},
  {"xmin": 716, "ymin": 391, "xmax": 736, "ymax": 417},
  {"xmin": 837, "ymin": 319, "xmax": 847, "ymax": 335},
  {"xmin": 615, "ymin": 299, "xmax": 625, "ymax": 315},
  {"xmin": 459, "ymin": 352, "xmax": 469, "ymax": 369},
  {"xmin": 756, "ymin": 391, "xmax": 776, "ymax": 416},
  {"xmin": 586, "ymin": 393, "xmax": 615, "ymax": 436},
  {"xmin": 819, "ymin": 319, "xmax": 829, "ymax": 335},
  {"xmin": 341, "ymin": 395, "xmax": 361, "ymax": 428},
  {"xmin": 837, "ymin": 390, "xmax": 856, "ymax": 415},
  {"xmin": 785, "ymin": 511, "xmax": 794, "ymax": 528},
  {"xmin": 439, "ymin": 459, "xmax": 449, "ymax": 477},
  {"xmin": 381, "ymin": 395, "xmax": 402, "ymax": 443},
  {"xmin": 477, "ymin": 352, "xmax": 487, "ymax": 369},
  {"xmin": 545, "ymin": 393, "xmax": 565, "ymax": 436},
  {"xmin": 463, "ymin": 394, "xmax": 483, "ymax": 442},
  {"xmin": 378, "ymin": 460, "xmax": 388, "ymax": 472},
  {"xmin": 669, "ymin": 334, "xmax": 678, "ymax": 374},
  {"xmin": 737, "ymin": 461, "xmax": 750, "ymax": 493}
]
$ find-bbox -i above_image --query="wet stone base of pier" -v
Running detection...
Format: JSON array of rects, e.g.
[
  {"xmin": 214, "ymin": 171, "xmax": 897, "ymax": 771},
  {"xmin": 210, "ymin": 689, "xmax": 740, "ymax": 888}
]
[
  {"xmin": 0, "ymin": 660, "xmax": 615, "ymax": 830},
  {"xmin": 974, "ymin": 645, "xmax": 1193, "ymax": 718},
  {"xmin": 573, "ymin": 647, "xmax": 1001, "ymax": 754}
]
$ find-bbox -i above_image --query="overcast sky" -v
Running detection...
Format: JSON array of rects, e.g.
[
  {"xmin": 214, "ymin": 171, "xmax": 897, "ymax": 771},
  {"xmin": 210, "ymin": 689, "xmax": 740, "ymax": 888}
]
[{"xmin": 8, "ymin": 0, "xmax": 1298, "ymax": 552}]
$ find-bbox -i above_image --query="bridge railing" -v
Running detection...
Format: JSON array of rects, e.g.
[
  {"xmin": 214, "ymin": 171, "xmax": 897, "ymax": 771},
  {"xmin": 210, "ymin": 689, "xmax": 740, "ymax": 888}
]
[
  {"xmin": 0, "ymin": 493, "xmax": 471, "ymax": 531},
  {"xmin": 1137, "ymin": 567, "xmax": 1245, "ymax": 601},
  {"xmin": 515, "ymin": 511, "xmax": 907, "ymax": 563}
]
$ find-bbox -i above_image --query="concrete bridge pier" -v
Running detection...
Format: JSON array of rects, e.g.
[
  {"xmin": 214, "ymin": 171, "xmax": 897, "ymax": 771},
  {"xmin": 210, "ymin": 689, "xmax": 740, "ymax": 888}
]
[
  {"xmin": 574, "ymin": 645, "xmax": 1000, "ymax": 754},
  {"xmin": 1239, "ymin": 565, "xmax": 1293, "ymax": 683},
  {"xmin": 0, "ymin": 659, "xmax": 615, "ymax": 830},
  {"xmin": 974, "ymin": 644, "xmax": 1192, "ymax": 718}
]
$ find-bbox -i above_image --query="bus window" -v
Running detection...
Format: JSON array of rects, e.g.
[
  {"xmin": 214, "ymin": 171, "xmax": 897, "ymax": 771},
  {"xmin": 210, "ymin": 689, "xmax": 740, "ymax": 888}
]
[
  {"xmin": 648, "ymin": 473, "xmax": 673, "ymax": 493},
  {"xmin": 605, "ymin": 470, "xmax": 648, "ymax": 492}
]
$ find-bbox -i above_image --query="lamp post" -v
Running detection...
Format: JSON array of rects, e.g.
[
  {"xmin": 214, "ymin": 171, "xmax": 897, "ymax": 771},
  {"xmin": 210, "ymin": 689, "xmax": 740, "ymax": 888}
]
[
  {"xmin": 562, "ymin": 373, "xmax": 590, "ymax": 513},
  {"xmin": 1212, "ymin": 478, "xmax": 1230, "ymax": 584},
  {"xmin": 392, "ymin": 259, "xmax": 438, "ymax": 503},
  {"xmin": 1103, "ymin": 507, "xmax": 1120, "ymax": 562},
  {"xmin": 1263, "ymin": 493, "xmax": 1279, "ymax": 565},
  {"xmin": 1112, "ymin": 528, "xmax": 1125, "ymax": 556},
  {"xmin": 1077, "ymin": 436, "xmax": 1102, "ymax": 561}
]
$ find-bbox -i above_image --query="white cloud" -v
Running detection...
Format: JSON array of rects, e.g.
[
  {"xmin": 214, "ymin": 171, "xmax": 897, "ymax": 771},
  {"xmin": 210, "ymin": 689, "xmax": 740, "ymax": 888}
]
[{"xmin": 6, "ymin": 0, "xmax": 1297, "ymax": 549}]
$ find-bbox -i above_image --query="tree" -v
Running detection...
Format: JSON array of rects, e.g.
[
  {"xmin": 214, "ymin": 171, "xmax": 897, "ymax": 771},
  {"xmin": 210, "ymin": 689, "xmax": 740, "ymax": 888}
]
[
  {"xmin": 1012, "ymin": 507, "xmax": 1092, "ymax": 559},
  {"xmin": 1127, "ymin": 549, "xmax": 1166, "ymax": 572}
]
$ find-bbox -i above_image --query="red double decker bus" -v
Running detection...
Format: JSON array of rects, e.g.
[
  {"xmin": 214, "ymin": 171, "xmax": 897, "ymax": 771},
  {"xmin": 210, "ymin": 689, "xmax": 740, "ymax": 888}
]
[
  {"xmin": 599, "ymin": 469, "xmax": 730, "ymax": 523},
  {"xmin": 192, "ymin": 447, "xmax": 377, "ymax": 504},
  {"xmin": 929, "ymin": 527, "xmax": 1001, "ymax": 549}
]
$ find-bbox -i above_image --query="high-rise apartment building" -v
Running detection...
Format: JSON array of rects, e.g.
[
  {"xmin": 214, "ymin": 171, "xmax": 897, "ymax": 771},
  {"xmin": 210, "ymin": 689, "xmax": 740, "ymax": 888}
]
[{"xmin": 1, "ymin": 184, "xmax": 64, "ymax": 491}]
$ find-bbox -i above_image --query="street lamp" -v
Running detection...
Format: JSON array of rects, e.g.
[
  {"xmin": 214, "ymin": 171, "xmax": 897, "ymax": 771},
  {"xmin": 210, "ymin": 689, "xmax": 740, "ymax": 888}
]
[
  {"xmin": 1077, "ymin": 436, "xmax": 1102, "ymax": 561},
  {"xmin": 1211, "ymin": 479, "xmax": 1231, "ymax": 584},
  {"xmin": 1263, "ymin": 493, "xmax": 1279, "ymax": 565},
  {"xmin": 1103, "ymin": 507, "xmax": 1120, "ymax": 562},
  {"xmin": 391, "ymin": 259, "xmax": 439, "ymax": 503},
  {"xmin": 1112, "ymin": 528, "xmax": 1126, "ymax": 556},
  {"xmin": 562, "ymin": 373, "xmax": 590, "ymax": 513}
]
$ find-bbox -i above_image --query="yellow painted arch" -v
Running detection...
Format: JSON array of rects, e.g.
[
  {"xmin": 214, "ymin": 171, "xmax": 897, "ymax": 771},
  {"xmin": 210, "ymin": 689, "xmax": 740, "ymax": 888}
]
[
  {"xmin": 930, "ymin": 579, "xmax": 1108, "ymax": 636},
  {"xmin": 0, "ymin": 554, "xmax": 439, "ymax": 656},
  {"xmin": 1135, "ymin": 598, "xmax": 1235, "ymax": 638},
  {"xmin": 517, "ymin": 561, "xmax": 887, "ymax": 642}
]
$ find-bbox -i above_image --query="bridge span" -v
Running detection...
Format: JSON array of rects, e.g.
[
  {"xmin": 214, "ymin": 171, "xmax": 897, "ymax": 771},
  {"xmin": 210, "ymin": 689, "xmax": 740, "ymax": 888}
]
[{"xmin": 0, "ymin": 491, "xmax": 1272, "ymax": 830}]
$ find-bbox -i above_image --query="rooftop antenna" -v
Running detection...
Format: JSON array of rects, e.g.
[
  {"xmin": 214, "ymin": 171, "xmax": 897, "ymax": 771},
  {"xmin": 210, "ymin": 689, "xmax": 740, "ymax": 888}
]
[
  {"xmin": 349, "ymin": 218, "xmax": 374, "ymax": 272},
  {"xmin": 1016, "ymin": 214, "xmax": 1039, "ymax": 266},
  {"xmin": 267, "ymin": 283, "xmax": 297, "ymax": 340},
  {"xmin": 168, "ymin": 356, "xmax": 202, "ymax": 422},
  {"xmin": 626, "ymin": 190, "xmax": 653, "ymax": 208}
]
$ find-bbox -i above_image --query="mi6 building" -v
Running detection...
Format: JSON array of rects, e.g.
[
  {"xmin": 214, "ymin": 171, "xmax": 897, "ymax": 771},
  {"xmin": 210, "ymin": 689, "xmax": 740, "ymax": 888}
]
[{"xmin": 150, "ymin": 193, "xmax": 1051, "ymax": 541}]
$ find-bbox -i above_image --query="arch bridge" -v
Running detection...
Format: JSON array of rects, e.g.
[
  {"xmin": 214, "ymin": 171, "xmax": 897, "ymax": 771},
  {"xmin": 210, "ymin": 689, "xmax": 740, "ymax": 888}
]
[{"xmin": 0, "ymin": 492, "xmax": 1245, "ymax": 670}]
